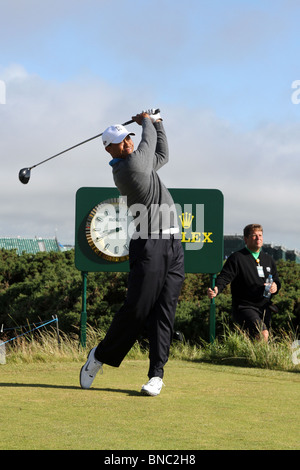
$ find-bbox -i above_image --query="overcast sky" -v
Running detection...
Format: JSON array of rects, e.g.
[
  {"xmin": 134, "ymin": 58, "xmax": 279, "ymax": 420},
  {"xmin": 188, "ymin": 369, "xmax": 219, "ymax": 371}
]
[{"xmin": 1, "ymin": 0, "xmax": 300, "ymax": 251}]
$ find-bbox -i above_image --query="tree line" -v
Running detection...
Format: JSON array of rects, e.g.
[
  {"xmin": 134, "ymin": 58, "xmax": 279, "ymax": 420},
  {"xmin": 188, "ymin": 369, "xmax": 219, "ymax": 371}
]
[{"xmin": 0, "ymin": 249, "xmax": 299, "ymax": 342}]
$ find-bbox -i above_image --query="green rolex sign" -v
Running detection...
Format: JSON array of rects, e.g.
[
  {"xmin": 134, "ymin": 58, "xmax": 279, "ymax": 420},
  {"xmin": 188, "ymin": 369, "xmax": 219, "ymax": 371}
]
[
  {"xmin": 170, "ymin": 188, "xmax": 223, "ymax": 274},
  {"xmin": 75, "ymin": 187, "xmax": 223, "ymax": 345},
  {"xmin": 75, "ymin": 187, "xmax": 223, "ymax": 274}
]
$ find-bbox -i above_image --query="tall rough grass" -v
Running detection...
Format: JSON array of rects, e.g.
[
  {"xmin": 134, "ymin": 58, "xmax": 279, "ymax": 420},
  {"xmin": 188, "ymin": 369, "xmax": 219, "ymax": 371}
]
[
  {"xmin": 2, "ymin": 324, "xmax": 148, "ymax": 364},
  {"xmin": 171, "ymin": 327, "xmax": 298, "ymax": 371},
  {"xmin": 2, "ymin": 323, "xmax": 299, "ymax": 372}
]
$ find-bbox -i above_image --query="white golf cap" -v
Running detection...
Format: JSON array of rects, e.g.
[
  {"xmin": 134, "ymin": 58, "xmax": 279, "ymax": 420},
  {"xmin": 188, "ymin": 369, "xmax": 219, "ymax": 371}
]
[{"xmin": 102, "ymin": 124, "xmax": 135, "ymax": 148}]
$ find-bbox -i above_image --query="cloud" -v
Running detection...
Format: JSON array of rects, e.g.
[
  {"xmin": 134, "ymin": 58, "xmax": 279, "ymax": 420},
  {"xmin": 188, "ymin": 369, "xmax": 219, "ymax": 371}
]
[
  {"xmin": 0, "ymin": 65, "xmax": 159, "ymax": 242},
  {"xmin": 1, "ymin": 34, "xmax": 300, "ymax": 251},
  {"xmin": 162, "ymin": 105, "xmax": 300, "ymax": 249}
]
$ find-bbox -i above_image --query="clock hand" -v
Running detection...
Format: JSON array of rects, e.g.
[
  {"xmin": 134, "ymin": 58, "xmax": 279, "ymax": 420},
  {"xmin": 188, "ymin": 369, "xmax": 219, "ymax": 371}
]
[
  {"xmin": 94, "ymin": 227, "xmax": 123, "ymax": 235},
  {"xmin": 107, "ymin": 227, "xmax": 123, "ymax": 236}
]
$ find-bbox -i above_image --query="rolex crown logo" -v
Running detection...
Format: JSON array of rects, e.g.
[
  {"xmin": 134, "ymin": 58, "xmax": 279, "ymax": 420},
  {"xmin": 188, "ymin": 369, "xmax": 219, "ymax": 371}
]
[{"xmin": 179, "ymin": 212, "xmax": 194, "ymax": 229}]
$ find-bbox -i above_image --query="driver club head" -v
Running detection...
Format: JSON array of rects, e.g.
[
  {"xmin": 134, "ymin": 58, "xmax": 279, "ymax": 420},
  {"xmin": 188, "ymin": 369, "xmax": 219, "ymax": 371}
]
[{"xmin": 19, "ymin": 168, "xmax": 31, "ymax": 184}]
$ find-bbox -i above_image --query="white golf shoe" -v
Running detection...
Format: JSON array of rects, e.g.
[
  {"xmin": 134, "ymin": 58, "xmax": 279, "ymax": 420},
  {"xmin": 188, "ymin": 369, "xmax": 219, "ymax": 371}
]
[
  {"xmin": 141, "ymin": 377, "xmax": 165, "ymax": 396},
  {"xmin": 80, "ymin": 347, "xmax": 103, "ymax": 389}
]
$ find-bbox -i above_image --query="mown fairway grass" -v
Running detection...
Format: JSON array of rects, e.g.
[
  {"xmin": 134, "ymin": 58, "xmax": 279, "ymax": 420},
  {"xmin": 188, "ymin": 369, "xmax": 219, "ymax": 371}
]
[{"xmin": 0, "ymin": 359, "xmax": 299, "ymax": 450}]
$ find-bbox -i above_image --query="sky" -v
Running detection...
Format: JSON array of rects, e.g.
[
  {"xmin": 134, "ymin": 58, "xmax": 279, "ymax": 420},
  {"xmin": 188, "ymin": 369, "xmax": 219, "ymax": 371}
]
[{"xmin": 1, "ymin": 0, "xmax": 300, "ymax": 251}]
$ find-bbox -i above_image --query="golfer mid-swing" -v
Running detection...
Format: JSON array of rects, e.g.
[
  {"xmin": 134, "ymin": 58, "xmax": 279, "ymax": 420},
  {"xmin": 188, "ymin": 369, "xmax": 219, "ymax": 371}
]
[{"xmin": 80, "ymin": 109, "xmax": 185, "ymax": 396}]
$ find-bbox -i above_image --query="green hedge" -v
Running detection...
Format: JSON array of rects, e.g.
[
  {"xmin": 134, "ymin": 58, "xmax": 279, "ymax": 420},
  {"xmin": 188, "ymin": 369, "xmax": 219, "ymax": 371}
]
[{"xmin": 0, "ymin": 249, "xmax": 299, "ymax": 342}]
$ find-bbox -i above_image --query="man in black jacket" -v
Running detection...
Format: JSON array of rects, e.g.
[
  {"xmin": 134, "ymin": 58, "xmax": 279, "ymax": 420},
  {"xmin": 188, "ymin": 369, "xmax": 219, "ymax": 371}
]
[{"xmin": 207, "ymin": 224, "xmax": 281, "ymax": 341}]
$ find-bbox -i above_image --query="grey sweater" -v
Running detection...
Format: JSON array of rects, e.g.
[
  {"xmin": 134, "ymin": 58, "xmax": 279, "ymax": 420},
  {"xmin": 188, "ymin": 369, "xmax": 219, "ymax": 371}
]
[{"xmin": 111, "ymin": 118, "xmax": 178, "ymax": 236}]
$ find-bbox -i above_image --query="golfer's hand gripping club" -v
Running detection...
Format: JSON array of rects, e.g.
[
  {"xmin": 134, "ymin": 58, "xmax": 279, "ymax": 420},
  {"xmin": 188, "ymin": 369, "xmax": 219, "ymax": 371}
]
[{"xmin": 142, "ymin": 108, "xmax": 162, "ymax": 122}]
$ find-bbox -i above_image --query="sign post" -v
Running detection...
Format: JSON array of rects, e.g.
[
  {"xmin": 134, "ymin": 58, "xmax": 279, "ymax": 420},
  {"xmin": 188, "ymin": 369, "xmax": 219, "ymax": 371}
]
[
  {"xmin": 209, "ymin": 274, "xmax": 217, "ymax": 342},
  {"xmin": 80, "ymin": 271, "xmax": 88, "ymax": 348},
  {"xmin": 75, "ymin": 187, "xmax": 224, "ymax": 345}
]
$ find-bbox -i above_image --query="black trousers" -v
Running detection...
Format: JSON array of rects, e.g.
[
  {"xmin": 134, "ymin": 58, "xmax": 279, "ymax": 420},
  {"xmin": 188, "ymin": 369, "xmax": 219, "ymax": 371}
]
[
  {"xmin": 233, "ymin": 305, "xmax": 271, "ymax": 338},
  {"xmin": 95, "ymin": 235, "xmax": 185, "ymax": 378}
]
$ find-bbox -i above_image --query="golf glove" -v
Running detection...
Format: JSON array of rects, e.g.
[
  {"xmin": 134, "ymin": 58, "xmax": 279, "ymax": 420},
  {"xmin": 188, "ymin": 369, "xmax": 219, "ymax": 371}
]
[{"xmin": 143, "ymin": 108, "xmax": 162, "ymax": 122}]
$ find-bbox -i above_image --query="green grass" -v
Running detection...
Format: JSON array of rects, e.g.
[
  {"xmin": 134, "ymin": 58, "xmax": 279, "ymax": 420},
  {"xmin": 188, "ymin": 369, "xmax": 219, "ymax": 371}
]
[
  {"xmin": 0, "ymin": 326, "xmax": 299, "ymax": 450},
  {"xmin": 0, "ymin": 359, "xmax": 299, "ymax": 450}
]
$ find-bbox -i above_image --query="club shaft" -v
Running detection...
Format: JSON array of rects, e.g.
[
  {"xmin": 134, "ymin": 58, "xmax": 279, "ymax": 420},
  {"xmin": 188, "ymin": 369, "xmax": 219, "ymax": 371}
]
[
  {"xmin": 29, "ymin": 110, "xmax": 159, "ymax": 170},
  {"xmin": 30, "ymin": 132, "xmax": 104, "ymax": 169}
]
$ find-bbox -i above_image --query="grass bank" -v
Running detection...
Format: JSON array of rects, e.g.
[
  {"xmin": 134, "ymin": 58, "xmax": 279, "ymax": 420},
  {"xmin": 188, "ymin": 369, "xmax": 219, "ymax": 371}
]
[
  {"xmin": 0, "ymin": 360, "xmax": 299, "ymax": 450},
  {"xmin": 0, "ymin": 325, "xmax": 299, "ymax": 450}
]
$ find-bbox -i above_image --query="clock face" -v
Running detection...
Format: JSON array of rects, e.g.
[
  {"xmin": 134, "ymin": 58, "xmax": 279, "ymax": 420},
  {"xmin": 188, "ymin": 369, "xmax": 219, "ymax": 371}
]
[{"xmin": 85, "ymin": 198, "xmax": 134, "ymax": 262}]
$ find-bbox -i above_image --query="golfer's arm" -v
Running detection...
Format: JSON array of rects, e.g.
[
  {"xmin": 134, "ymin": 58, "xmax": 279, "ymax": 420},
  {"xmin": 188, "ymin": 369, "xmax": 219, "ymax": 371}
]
[{"xmin": 153, "ymin": 121, "xmax": 169, "ymax": 170}]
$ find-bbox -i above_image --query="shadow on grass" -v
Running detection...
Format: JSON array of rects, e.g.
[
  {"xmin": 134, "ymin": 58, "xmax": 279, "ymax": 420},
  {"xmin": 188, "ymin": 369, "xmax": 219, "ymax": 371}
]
[{"xmin": 0, "ymin": 382, "xmax": 142, "ymax": 396}]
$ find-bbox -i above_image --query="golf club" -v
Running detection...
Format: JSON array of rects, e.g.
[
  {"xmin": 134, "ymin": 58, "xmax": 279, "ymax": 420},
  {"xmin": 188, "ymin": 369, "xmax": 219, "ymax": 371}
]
[{"xmin": 18, "ymin": 109, "xmax": 160, "ymax": 184}]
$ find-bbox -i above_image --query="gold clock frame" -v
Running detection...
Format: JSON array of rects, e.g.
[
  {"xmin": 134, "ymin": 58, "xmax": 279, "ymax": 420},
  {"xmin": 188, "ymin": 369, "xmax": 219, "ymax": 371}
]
[{"xmin": 85, "ymin": 197, "xmax": 133, "ymax": 263}]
